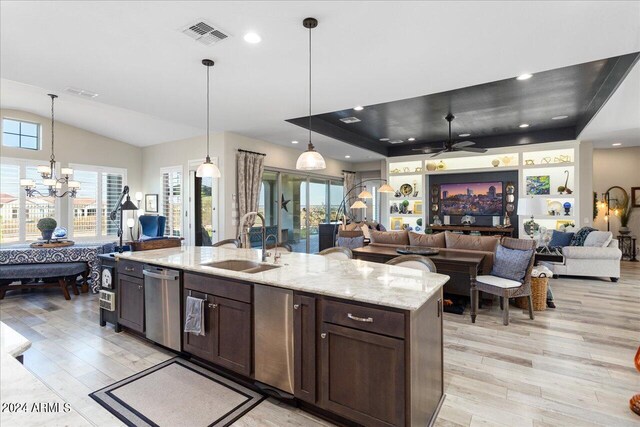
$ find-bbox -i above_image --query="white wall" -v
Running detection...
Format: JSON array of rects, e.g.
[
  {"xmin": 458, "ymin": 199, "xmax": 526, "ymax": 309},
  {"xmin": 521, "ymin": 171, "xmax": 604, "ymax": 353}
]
[
  {"xmin": 141, "ymin": 131, "xmax": 353, "ymax": 240},
  {"xmin": 592, "ymin": 146, "xmax": 640, "ymax": 238},
  {"xmin": 0, "ymin": 108, "xmax": 143, "ymax": 230}
]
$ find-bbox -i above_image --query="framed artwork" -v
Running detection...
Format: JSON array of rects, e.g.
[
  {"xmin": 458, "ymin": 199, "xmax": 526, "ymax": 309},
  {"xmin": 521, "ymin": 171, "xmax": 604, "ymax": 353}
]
[
  {"xmin": 632, "ymin": 187, "xmax": 640, "ymax": 208},
  {"xmin": 390, "ymin": 217, "xmax": 403, "ymax": 231},
  {"xmin": 526, "ymin": 175, "xmax": 550, "ymax": 195},
  {"xmin": 414, "ymin": 201, "xmax": 423, "ymax": 214},
  {"xmin": 145, "ymin": 194, "xmax": 158, "ymax": 213}
]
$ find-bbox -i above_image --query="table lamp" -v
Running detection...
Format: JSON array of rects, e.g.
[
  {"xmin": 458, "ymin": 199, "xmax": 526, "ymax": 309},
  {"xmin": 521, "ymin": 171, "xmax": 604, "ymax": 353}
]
[{"xmin": 517, "ymin": 197, "xmax": 545, "ymax": 239}]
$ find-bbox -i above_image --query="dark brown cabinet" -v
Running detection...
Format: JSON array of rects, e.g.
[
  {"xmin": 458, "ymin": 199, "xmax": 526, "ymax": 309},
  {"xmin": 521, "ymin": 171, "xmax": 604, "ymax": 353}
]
[
  {"xmin": 294, "ymin": 293, "xmax": 316, "ymax": 403},
  {"xmin": 320, "ymin": 321, "xmax": 405, "ymax": 427},
  {"xmin": 117, "ymin": 274, "xmax": 144, "ymax": 333},
  {"xmin": 183, "ymin": 273, "xmax": 252, "ymax": 377}
]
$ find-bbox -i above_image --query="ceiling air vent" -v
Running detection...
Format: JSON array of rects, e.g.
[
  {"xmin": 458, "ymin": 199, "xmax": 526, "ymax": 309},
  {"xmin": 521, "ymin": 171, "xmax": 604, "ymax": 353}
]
[
  {"xmin": 181, "ymin": 20, "xmax": 230, "ymax": 46},
  {"xmin": 64, "ymin": 87, "xmax": 99, "ymax": 98},
  {"xmin": 340, "ymin": 117, "xmax": 361, "ymax": 124}
]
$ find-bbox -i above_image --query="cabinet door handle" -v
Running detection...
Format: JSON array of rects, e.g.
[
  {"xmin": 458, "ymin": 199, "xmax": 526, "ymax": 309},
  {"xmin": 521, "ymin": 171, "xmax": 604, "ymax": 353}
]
[
  {"xmin": 293, "ymin": 304, "xmax": 300, "ymax": 310},
  {"xmin": 137, "ymin": 285, "xmax": 143, "ymax": 291},
  {"xmin": 125, "ymin": 267, "xmax": 135, "ymax": 272},
  {"xmin": 320, "ymin": 333, "xmax": 327, "ymax": 339},
  {"xmin": 208, "ymin": 303, "xmax": 217, "ymax": 309},
  {"xmin": 437, "ymin": 298, "xmax": 442, "ymax": 318},
  {"xmin": 347, "ymin": 313, "xmax": 373, "ymax": 323}
]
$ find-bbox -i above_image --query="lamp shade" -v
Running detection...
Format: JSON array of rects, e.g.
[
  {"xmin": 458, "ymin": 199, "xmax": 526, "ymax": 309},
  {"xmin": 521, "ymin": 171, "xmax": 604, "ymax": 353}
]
[
  {"xmin": 296, "ymin": 148, "xmax": 326, "ymax": 171},
  {"xmin": 358, "ymin": 188, "xmax": 373, "ymax": 199},
  {"xmin": 350, "ymin": 200, "xmax": 367, "ymax": 209},
  {"xmin": 61, "ymin": 167, "xmax": 74, "ymax": 176},
  {"xmin": 517, "ymin": 197, "xmax": 545, "ymax": 216},
  {"xmin": 121, "ymin": 197, "xmax": 138, "ymax": 211},
  {"xmin": 378, "ymin": 183, "xmax": 394, "ymax": 193},
  {"xmin": 196, "ymin": 159, "xmax": 221, "ymax": 178},
  {"xmin": 20, "ymin": 179, "xmax": 34, "ymax": 187},
  {"xmin": 37, "ymin": 165, "xmax": 51, "ymax": 174}
]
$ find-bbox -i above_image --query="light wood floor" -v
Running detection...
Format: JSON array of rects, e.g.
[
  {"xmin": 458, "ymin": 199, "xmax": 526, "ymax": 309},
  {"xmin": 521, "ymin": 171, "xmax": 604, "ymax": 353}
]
[{"xmin": 1, "ymin": 262, "xmax": 638, "ymax": 427}]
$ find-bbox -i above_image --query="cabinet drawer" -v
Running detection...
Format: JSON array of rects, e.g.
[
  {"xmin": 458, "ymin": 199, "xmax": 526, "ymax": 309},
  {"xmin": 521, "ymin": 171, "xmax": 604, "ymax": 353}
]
[
  {"xmin": 117, "ymin": 260, "xmax": 143, "ymax": 278},
  {"xmin": 321, "ymin": 299, "xmax": 405, "ymax": 339},
  {"xmin": 184, "ymin": 272, "xmax": 251, "ymax": 303}
]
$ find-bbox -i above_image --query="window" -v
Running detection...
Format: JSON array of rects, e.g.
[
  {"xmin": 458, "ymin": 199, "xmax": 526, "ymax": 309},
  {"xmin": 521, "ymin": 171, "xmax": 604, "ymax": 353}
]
[
  {"xmin": 68, "ymin": 164, "xmax": 126, "ymax": 239},
  {"xmin": 0, "ymin": 158, "xmax": 59, "ymax": 244},
  {"xmin": 2, "ymin": 118, "xmax": 40, "ymax": 150},
  {"xmin": 161, "ymin": 166, "xmax": 183, "ymax": 237}
]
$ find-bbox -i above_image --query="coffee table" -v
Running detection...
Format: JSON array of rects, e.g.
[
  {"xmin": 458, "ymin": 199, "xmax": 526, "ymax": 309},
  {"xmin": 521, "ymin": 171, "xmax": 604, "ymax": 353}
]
[{"xmin": 352, "ymin": 246, "xmax": 486, "ymax": 321}]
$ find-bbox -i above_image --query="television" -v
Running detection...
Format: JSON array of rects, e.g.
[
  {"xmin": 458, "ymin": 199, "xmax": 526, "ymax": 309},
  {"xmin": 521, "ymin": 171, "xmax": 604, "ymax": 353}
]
[{"xmin": 440, "ymin": 182, "xmax": 503, "ymax": 216}]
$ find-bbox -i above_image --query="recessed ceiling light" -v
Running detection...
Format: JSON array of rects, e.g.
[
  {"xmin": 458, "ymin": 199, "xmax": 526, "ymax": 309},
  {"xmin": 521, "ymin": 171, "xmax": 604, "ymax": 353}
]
[
  {"xmin": 408, "ymin": 137, "xmax": 415, "ymax": 141},
  {"xmin": 379, "ymin": 138, "xmax": 389, "ymax": 142},
  {"xmin": 353, "ymin": 105, "xmax": 364, "ymax": 111},
  {"xmin": 612, "ymin": 143, "xmax": 622, "ymax": 146},
  {"xmin": 519, "ymin": 123, "xmax": 530, "ymax": 128},
  {"xmin": 345, "ymin": 155, "xmax": 351, "ymax": 158},
  {"xmin": 458, "ymin": 133, "xmax": 471, "ymax": 137},
  {"xmin": 552, "ymin": 115, "xmax": 568, "ymax": 120},
  {"xmin": 389, "ymin": 139, "xmax": 404, "ymax": 144},
  {"xmin": 291, "ymin": 140, "xmax": 299, "ymax": 144},
  {"xmin": 516, "ymin": 73, "xmax": 533, "ymax": 80},
  {"xmin": 243, "ymin": 32, "xmax": 261, "ymax": 43}
]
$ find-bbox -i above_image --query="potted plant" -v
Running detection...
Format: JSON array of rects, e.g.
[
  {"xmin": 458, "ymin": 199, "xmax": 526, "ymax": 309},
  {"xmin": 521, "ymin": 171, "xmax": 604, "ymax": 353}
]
[
  {"xmin": 37, "ymin": 218, "xmax": 57, "ymax": 241},
  {"xmin": 619, "ymin": 197, "xmax": 635, "ymax": 234}
]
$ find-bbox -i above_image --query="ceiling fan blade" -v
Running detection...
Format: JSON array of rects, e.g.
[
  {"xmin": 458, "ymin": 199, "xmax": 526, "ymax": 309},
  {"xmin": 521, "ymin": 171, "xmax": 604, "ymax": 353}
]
[
  {"xmin": 457, "ymin": 146, "xmax": 488, "ymax": 153},
  {"xmin": 452, "ymin": 140, "xmax": 475, "ymax": 148}
]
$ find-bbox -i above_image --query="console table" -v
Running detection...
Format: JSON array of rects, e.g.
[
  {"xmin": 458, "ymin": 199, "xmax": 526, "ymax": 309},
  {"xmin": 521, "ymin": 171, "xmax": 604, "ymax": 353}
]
[
  {"xmin": 618, "ymin": 235, "xmax": 638, "ymax": 262},
  {"xmin": 429, "ymin": 225, "xmax": 514, "ymax": 237}
]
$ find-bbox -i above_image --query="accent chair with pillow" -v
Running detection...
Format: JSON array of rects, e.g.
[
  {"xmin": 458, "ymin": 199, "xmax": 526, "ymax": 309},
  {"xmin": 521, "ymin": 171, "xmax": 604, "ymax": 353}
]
[{"xmin": 539, "ymin": 227, "xmax": 622, "ymax": 281}]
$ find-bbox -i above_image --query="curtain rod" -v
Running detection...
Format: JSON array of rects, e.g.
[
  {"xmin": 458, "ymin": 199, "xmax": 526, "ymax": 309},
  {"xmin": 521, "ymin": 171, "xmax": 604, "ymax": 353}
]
[
  {"xmin": 342, "ymin": 169, "xmax": 356, "ymax": 174},
  {"xmin": 238, "ymin": 149, "xmax": 266, "ymax": 156}
]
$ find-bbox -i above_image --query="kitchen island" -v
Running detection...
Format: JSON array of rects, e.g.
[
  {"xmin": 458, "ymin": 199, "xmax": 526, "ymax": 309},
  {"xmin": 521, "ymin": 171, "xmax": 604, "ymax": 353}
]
[{"xmin": 114, "ymin": 246, "xmax": 449, "ymax": 427}]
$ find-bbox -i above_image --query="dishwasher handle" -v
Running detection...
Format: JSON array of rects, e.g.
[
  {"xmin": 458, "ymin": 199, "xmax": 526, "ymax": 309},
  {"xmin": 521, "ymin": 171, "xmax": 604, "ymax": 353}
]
[{"xmin": 143, "ymin": 270, "xmax": 179, "ymax": 281}]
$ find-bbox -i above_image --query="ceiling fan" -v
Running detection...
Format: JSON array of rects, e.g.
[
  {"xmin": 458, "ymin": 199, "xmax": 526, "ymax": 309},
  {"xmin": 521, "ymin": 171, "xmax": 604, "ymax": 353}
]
[{"xmin": 413, "ymin": 113, "xmax": 487, "ymax": 157}]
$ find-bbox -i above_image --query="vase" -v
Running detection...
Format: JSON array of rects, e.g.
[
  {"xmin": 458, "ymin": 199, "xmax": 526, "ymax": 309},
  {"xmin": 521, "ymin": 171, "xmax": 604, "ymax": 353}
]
[{"xmin": 41, "ymin": 229, "xmax": 54, "ymax": 241}]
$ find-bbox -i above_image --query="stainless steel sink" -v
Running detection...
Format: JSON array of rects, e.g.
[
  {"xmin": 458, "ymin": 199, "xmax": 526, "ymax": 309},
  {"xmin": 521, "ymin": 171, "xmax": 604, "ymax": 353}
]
[{"xmin": 202, "ymin": 259, "xmax": 280, "ymax": 274}]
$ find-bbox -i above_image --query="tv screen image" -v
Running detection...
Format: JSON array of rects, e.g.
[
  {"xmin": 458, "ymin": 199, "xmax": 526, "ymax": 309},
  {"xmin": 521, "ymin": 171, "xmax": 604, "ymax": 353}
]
[{"xmin": 440, "ymin": 182, "xmax": 503, "ymax": 216}]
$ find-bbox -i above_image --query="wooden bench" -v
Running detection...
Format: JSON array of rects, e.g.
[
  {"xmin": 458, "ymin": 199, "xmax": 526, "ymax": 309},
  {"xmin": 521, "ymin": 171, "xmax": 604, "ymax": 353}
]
[{"xmin": 0, "ymin": 262, "xmax": 89, "ymax": 300}]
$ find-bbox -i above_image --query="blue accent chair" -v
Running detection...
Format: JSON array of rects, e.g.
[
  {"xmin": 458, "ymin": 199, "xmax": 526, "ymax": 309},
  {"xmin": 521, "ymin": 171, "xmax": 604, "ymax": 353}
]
[{"xmin": 139, "ymin": 215, "xmax": 167, "ymax": 239}]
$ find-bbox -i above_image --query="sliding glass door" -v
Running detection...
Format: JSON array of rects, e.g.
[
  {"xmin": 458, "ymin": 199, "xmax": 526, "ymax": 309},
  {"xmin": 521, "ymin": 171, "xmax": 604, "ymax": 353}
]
[{"xmin": 258, "ymin": 170, "xmax": 342, "ymax": 253}]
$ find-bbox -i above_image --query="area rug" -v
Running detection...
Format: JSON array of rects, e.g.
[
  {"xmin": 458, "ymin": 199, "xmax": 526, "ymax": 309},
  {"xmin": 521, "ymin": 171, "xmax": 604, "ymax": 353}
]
[{"xmin": 90, "ymin": 357, "xmax": 265, "ymax": 427}]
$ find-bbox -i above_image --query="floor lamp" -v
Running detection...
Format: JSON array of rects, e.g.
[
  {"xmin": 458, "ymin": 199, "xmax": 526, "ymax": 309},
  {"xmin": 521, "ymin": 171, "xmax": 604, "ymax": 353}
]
[
  {"xmin": 335, "ymin": 179, "xmax": 395, "ymax": 226},
  {"xmin": 109, "ymin": 186, "xmax": 139, "ymax": 252}
]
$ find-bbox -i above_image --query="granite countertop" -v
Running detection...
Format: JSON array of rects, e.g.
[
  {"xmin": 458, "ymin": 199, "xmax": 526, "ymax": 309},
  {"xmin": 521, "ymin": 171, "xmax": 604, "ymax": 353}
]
[
  {"xmin": 117, "ymin": 246, "xmax": 449, "ymax": 311},
  {"xmin": 1, "ymin": 321, "xmax": 31, "ymax": 357}
]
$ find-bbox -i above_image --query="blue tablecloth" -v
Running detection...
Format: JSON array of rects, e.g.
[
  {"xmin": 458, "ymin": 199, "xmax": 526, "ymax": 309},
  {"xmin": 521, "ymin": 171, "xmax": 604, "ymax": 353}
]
[{"xmin": 0, "ymin": 242, "xmax": 116, "ymax": 293}]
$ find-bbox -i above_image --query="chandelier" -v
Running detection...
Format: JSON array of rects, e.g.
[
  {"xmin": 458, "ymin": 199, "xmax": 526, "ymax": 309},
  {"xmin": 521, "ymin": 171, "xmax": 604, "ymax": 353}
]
[{"xmin": 20, "ymin": 94, "xmax": 80, "ymax": 198}]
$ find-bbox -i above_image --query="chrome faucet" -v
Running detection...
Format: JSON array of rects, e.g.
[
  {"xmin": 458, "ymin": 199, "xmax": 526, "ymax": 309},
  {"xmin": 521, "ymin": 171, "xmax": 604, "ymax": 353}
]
[
  {"xmin": 265, "ymin": 234, "xmax": 281, "ymax": 263},
  {"xmin": 239, "ymin": 212, "xmax": 269, "ymax": 262}
]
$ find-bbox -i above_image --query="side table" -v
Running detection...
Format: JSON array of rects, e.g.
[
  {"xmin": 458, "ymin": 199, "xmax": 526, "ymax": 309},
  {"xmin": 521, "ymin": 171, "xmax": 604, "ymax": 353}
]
[{"xmin": 618, "ymin": 235, "xmax": 638, "ymax": 262}]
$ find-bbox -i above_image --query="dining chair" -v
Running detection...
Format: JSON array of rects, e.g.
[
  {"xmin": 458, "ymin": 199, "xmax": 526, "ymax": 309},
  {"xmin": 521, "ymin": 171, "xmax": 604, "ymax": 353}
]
[
  {"xmin": 386, "ymin": 255, "xmax": 437, "ymax": 272},
  {"xmin": 212, "ymin": 239, "xmax": 241, "ymax": 248},
  {"xmin": 474, "ymin": 237, "xmax": 536, "ymax": 326},
  {"xmin": 318, "ymin": 247, "xmax": 353, "ymax": 260}
]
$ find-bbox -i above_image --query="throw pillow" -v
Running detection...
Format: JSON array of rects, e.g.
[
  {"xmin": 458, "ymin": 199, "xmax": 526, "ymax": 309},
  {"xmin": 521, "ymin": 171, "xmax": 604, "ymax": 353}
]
[
  {"xmin": 336, "ymin": 236, "xmax": 364, "ymax": 249},
  {"xmin": 444, "ymin": 231, "xmax": 500, "ymax": 252},
  {"xmin": 360, "ymin": 225, "xmax": 371, "ymax": 240},
  {"xmin": 370, "ymin": 230, "xmax": 409, "ymax": 245},
  {"xmin": 408, "ymin": 231, "xmax": 446, "ymax": 248},
  {"xmin": 583, "ymin": 230, "xmax": 613, "ymax": 247},
  {"xmin": 570, "ymin": 227, "xmax": 596, "ymax": 246},
  {"xmin": 491, "ymin": 245, "xmax": 534, "ymax": 282},
  {"xmin": 549, "ymin": 230, "xmax": 574, "ymax": 247}
]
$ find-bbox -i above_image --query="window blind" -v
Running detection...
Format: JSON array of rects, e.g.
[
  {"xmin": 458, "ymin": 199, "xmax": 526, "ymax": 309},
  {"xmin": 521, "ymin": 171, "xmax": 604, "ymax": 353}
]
[{"xmin": 162, "ymin": 168, "xmax": 182, "ymax": 237}]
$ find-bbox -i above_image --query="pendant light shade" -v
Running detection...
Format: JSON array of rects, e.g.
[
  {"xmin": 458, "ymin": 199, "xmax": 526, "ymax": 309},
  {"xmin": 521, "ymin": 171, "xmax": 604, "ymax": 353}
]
[
  {"xmin": 296, "ymin": 17, "xmax": 326, "ymax": 171},
  {"xmin": 197, "ymin": 59, "xmax": 221, "ymax": 178}
]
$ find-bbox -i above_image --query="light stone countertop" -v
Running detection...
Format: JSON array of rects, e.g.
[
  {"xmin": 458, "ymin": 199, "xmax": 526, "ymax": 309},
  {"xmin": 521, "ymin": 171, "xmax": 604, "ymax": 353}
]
[
  {"xmin": 117, "ymin": 246, "xmax": 449, "ymax": 311},
  {"xmin": 0, "ymin": 323, "xmax": 91, "ymax": 426}
]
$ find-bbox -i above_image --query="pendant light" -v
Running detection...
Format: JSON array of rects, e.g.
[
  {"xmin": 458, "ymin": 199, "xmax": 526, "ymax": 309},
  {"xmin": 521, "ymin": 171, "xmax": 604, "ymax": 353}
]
[
  {"xmin": 21, "ymin": 94, "xmax": 80, "ymax": 198},
  {"xmin": 296, "ymin": 17, "xmax": 326, "ymax": 171},
  {"xmin": 196, "ymin": 59, "xmax": 221, "ymax": 178}
]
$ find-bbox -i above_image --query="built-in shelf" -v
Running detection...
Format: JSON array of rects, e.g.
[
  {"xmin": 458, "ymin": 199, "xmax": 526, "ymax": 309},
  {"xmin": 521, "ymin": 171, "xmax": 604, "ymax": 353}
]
[
  {"xmin": 388, "ymin": 172, "xmax": 423, "ymax": 177},
  {"xmin": 393, "ymin": 213, "xmax": 422, "ymax": 217},
  {"xmin": 389, "ymin": 197, "xmax": 422, "ymax": 201},
  {"xmin": 522, "ymin": 162, "xmax": 574, "ymax": 169}
]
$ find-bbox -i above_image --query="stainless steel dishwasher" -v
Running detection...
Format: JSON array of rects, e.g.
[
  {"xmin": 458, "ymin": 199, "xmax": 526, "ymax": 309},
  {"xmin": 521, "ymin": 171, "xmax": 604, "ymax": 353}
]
[
  {"xmin": 143, "ymin": 265, "xmax": 181, "ymax": 352},
  {"xmin": 254, "ymin": 284, "xmax": 294, "ymax": 395}
]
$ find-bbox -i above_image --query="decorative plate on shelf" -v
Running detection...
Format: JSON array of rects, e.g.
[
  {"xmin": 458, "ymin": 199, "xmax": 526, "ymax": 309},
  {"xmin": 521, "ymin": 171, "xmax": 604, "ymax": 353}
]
[
  {"xmin": 547, "ymin": 201, "xmax": 562, "ymax": 215},
  {"xmin": 399, "ymin": 183, "xmax": 413, "ymax": 196}
]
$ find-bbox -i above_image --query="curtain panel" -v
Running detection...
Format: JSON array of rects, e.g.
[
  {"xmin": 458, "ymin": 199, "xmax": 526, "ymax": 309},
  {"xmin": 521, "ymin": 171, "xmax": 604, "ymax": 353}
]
[
  {"xmin": 236, "ymin": 151, "xmax": 265, "ymax": 246},
  {"xmin": 343, "ymin": 171, "xmax": 356, "ymax": 222}
]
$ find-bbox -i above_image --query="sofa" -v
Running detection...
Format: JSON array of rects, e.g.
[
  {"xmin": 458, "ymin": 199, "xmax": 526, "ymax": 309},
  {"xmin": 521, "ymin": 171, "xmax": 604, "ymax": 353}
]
[
  {"xmin": 368, "ymin": 230, "xmax": 500, "ymax": 275},
  {"xmin": 538, "ymin": 230, "xmax": 621, "ymax": 281}
]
